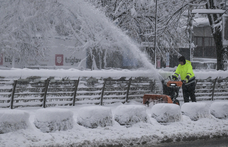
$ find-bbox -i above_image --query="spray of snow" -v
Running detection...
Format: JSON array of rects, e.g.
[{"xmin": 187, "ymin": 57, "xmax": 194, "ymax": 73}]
[{"xmin": 57, "ymin": 0, "xmax": 159, "ymax": 75}]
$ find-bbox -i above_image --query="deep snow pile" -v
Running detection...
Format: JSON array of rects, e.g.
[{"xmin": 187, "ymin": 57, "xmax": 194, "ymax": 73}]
[{"xmin": 0, "ymin": 101, "xmax": 228, "ymax": 147}]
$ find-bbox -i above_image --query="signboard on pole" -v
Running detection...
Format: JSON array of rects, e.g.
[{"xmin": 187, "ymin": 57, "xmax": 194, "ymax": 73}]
[
  {"xmin": 166, "ymin": 52, "xmax": 169, "ymax": 67},
  {"xmin": 223, "ymin": 14, "xmax": 228, "ymax": 46},
  {"xmin": 0, "ymin": 54, "xmax": 3, "ymax": 65}
]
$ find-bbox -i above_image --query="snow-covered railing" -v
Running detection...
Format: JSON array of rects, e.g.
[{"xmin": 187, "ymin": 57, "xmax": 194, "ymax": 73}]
[
  {"xmin": 1, "ymin": 76, "xmax": 228, "ymax": 109},
  {"xmin": 177, "ymin": 77, "xmax": 228, "ymax": 102},
  {"xmin": 0, "ymin": 76, "xmax": 157, "ymax": 109}
]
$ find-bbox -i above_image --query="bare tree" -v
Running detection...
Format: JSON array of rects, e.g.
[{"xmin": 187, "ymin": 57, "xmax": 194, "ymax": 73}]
[
  {"xmin": 205, "ymin": 0, "xmax": 227, "ymax": 70},
  {"xmin": 88, "ymin": 0, "xmax": 191, "ymax": 63}
]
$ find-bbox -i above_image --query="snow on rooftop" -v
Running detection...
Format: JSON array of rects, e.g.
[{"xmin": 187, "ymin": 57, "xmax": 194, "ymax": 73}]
[
  {"xmin": 192, "ymin": 9, "xmax": 225, "ymax": 14},
  {"xmin": 193, "ymin": 17, "xmax": 210, "ymax": 27}
]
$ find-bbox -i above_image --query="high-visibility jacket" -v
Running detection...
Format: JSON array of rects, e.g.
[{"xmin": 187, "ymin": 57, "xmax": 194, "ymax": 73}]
[{"xmin": 173, "ymin": 60, "xmax": 195, "ymax": 81}]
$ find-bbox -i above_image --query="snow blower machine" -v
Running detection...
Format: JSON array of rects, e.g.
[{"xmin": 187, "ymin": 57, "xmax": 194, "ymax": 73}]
[{"xmin": 143, "ymin": 77, "xmax": 182, "ymax": 106}]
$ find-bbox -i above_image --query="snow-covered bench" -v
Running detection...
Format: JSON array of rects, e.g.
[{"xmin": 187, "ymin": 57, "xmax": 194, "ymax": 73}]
[
  {"xmin": 210, "ymin": 101, "xmax": 228, "ymax": 119},
  {"xmin": 77, "ymin": 106, "xmax": 113, "ymax": 128},
  {"xmin": 181, "ymin": 102, "xmax": 210, "ymax": 121},
  {"xmin": 151, "ymin": 103, "xmax": 182, "ymax": 123},
  {"xmin": 114, "ymin": 105, "xmax": 148, "ymax": 126},
  {"xmin": 0, "ymin": 110, "xmax": 29, "ymax": 134},
  {"xmin": 34, "ymin": 108, "xmax": 74, "ymax": 133}
]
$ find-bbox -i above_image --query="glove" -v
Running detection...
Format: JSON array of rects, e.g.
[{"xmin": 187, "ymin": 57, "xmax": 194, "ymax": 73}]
[
  {"xmin": 183, "ymin": 78, "xmax": 188, "ymax": 84},
  {"xmin": 172, "ymin": 75, "xmax": 178, "ymax": 81},
  {"xmin": 183, "ymin": 75, "xmax": 190, "ymax": 84}
]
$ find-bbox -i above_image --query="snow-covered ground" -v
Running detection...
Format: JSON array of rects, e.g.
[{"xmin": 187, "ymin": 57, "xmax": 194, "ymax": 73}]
[
  {"xmin": 0, "ymin": 68, "xmax": 228, "ymax": 147},
  {"xmin": 0, "ymin": 101, "xmax": 228, "ymax": 147}
]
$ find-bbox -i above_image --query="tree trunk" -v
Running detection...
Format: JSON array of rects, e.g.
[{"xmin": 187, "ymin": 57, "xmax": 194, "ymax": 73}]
[{"xmin": 206, "ymin": 0, "xmax": 224, "ymax": 70}]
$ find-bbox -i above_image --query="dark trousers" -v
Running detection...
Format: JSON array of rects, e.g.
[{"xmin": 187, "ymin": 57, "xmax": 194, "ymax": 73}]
[{"xmin": 182, "ymin": 82, "xmax": 196, "ymax": 102}]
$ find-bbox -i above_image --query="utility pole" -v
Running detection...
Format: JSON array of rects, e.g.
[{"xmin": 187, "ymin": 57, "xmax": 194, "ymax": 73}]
[
  {"xmin": 154, "ymin": 0, "xmax": 158, "ymax": 68},
  {"xmin": 188, "ymin": 3, "xmax": 193, "ymax": 61}
]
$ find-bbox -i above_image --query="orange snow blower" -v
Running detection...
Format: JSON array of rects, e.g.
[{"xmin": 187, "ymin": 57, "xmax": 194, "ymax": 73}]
[
  {"xmin": 143, "ymin": 80, "xmax": 182, "ymax": 106},
  {"xmin": 165, "ymin": 81, "xmax": 182, "ymax": 105}
]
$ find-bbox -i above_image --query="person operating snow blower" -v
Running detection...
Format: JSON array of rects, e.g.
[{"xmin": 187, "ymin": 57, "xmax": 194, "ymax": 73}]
[{"xmin": 172, "ymin": 56, "xmax": 196, "ymax": 103}]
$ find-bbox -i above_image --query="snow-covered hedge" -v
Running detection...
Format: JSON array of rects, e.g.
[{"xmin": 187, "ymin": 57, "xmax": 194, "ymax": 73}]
[
  {"xmin": 151, "ymin": 103, "xmax": 181, "ymax": 123},
  {"xmin": 0, "ymin": 110, "xmax": 29, "ymax": 134},
  {"xmin": 181, "ymin": 102, "xmax": 210, "ymax": 121},
  {"xmin": 77, "ymin": 106, "xmax": 113, "ymax": 128},
  {"xmin": 114, "ymin": 105, "xmax": 147, "ymax": 126},
  {"xmin": 210, "ymin": 102, "xmax": 228, "ymax": 119},
  {"xmin": 34, "ymin": 108, "xmax": 74, "ymax": 133}
]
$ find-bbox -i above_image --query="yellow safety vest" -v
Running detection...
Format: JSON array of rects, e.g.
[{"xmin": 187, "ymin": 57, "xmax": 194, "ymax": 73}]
[{"xmin": 174, "ymin": 60, "xmax": 195, "ymax": 80}]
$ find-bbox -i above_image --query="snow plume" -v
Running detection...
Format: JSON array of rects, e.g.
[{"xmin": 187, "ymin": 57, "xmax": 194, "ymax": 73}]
[
  {"xmin": 0, "ymin": 0, "xmax": 157, "ymax": 72},
  {"xmin": 57, "ymin": 0, "xmax": 155, "ymax": 68},
  {"xmin": 57, "ymin": 0, "xmax": 161, "ymax": 80}
]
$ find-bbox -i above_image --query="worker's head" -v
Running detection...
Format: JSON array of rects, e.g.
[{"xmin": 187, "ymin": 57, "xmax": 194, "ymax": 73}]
[{"xmin": 178, "ymin": 56, "xmax": 186, "ymax": 65}]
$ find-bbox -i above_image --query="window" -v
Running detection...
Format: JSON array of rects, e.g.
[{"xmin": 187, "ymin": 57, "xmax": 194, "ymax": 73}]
[{"xmin": 196, "ymin": 37, "xmax": 203, "ymax": 46}]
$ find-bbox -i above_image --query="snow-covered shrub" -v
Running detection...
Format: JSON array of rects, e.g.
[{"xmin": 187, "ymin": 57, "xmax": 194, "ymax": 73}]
[
  {"xmin": 151, "ymin": 103, "xmax": 181, "ymax": 123},
  {"xmin": 0, "ymin": 110, "xmax": 29, "ymax": 134},
  {"xmin": 114, "ymin": 105, "xmax": 148, "ymax": 125},
  {"xmin": 210, "ymin": 102, "xmax": 228, "ymax": 119},
  {"xmin": 77, "ymin": 106, "xmax": 113, "ymax": 128},
  {"xmin": 34, "ymin": 108, "xmax": 74, "ymax": 133},
  {"xmin": 181, "ymin": 102, "xmax": 210, "ymax": 121}
]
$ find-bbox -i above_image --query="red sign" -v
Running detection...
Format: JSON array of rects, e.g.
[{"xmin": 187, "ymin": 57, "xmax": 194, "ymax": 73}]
[
  {"xmin": 156, "ymin": 57, "xmax": 161, "ymax": 69},
  {"xmin": 0, "ymin": 54, "xmax": 3, "ymax": 65},
  {"xmin": 55, "ymin": 54, "xmax": 63, "ymax": 66}
]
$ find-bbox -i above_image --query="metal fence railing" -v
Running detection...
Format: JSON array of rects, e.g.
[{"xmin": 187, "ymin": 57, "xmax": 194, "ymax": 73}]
[
  {"xmin": 177, "ymin": 77, "xmax": 228, "ymax": 102},
  {"xmin": 1, "ymin": 76, "xmax": 228, "ymax": 109},
  {"xmin": 0, "ymin": 76, "xmax": 158, "ymax": 109}
]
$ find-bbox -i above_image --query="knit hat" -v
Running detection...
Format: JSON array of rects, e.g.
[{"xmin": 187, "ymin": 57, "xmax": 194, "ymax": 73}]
[{"xmin": 178, "ymin": 56, "xmax": 186, "ymax": 64}]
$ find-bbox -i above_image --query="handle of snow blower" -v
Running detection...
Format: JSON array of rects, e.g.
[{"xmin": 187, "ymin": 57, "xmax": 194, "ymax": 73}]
[{"xmin": 166, "ymin": 81, "xmax": 183, "ymax": 88}]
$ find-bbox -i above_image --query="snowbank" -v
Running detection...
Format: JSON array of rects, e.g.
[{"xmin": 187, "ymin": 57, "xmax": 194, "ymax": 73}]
[
  {"xmin": 34, "ymin": 108, "xmax": 74, "ymax": 133},
  {"xmin": 0, "ymin": 102, "xmax": 228, "ymax": 146},
  {"xmin": 114, "ymin": 105, "xmax": 148, "ymax": 125},
  {"xmin": 77, "ymin": 106, "xmax": 113, "ymax": 128},
  {"xmin": 0, "ymin": 109, "xmax": 29, "ymax": 134},
  {"xmin": 151, "ymin": 103, "xmax": 182, "ymax": 123},
  {"xmin": 210, "ymin": 102, "xmax": 228, "ymax": 119},
  {"xmin": 181, "ymin": 102, "xmax": 210, "ymax": 121},
  {"xmin": 0, "ymin": 68, "xmax": 157, "ymax": 79}
]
